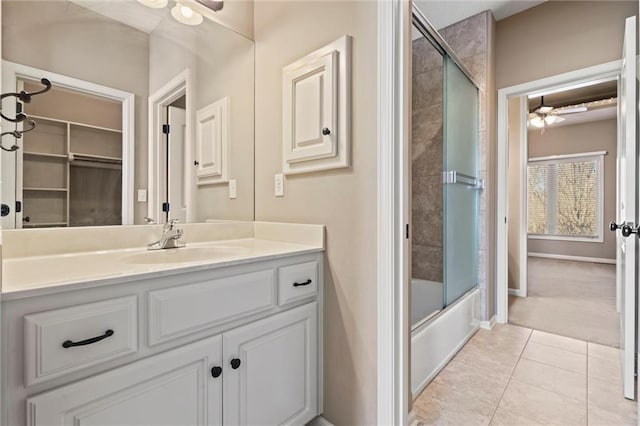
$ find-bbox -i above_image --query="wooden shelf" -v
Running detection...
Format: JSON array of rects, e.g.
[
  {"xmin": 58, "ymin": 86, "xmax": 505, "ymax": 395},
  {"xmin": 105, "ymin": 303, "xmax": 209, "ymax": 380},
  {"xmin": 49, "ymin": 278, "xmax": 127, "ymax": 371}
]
[
  {"xmin": 23, "ymin": 222, "xmax": 69, "ymax": 228},
  {"xmin": 69, "ymin": 152, "xmax": 122, "ymax": 162},
  {"xmin": 23, "ymin": 187, "xmax": 67, "ymax": 192},
  {"xmin": 23, "ymin": 151, "xmax": 68, "ymax": 159},
  {"xmin": 30, "ymin": 114, "xmax": 122, "ymax": 133}
]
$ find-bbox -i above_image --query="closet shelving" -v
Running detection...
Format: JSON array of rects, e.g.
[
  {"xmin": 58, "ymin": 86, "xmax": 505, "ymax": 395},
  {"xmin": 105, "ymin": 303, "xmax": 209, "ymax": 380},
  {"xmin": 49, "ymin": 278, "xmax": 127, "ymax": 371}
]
[{"xmin": 21, "ymin": 114, "xmax": 123, "ymax": 228}]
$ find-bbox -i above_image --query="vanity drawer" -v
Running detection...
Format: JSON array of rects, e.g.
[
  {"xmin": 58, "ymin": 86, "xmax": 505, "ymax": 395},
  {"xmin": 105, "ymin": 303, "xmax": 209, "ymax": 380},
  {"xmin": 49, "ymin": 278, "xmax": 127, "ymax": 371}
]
[
  {"xmin": 148, "ymin": 269, "xmax": 276, "ymax": 346},
  {"xmin": 23, "ymin": 296, "xmax": 138, "ymax": 387},
  {"xmin": 278, "ymin": 260, "xmax": 319, "ymax": 305}
]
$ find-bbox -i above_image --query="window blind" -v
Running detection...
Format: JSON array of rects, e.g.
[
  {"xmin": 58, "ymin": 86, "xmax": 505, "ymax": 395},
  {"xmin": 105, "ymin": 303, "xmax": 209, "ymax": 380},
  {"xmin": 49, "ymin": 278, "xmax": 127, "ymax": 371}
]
[{"xmin": 527, "ymin": 154, "xmax": 602, "ymax": 239}]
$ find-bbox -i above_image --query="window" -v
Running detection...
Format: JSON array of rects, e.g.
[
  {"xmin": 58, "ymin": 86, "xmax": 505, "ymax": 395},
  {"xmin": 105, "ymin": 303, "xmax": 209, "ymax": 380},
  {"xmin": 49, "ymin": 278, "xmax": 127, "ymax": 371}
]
[{"xmin": 527, "ymin": 152, "xmax": 604, "ymax": 241}]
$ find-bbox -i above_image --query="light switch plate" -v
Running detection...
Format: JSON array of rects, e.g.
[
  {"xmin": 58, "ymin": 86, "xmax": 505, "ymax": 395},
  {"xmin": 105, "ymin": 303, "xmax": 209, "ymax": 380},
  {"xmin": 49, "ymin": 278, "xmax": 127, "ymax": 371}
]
[
  {"xmin": 137, "ymin": 189, "xmax": 147, "ymax": 202},
  {"xmin": 274, "ymin": 173, "xmax": 284, "ymax": 197},
  {"xmin": 228, "ymin": 179, "xmax": 237, "ymax": 199}
]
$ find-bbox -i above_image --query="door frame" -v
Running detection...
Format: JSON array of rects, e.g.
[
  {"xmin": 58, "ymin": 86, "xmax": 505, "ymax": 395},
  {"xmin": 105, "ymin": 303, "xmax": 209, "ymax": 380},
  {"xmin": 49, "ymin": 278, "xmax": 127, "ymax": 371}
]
[
  {"xmin": 496, "ymin": 60, "xmax": 623, "ymax": 324},
  {"xmin": 147, "ymin": 69, "xmax": 195, "ymax": 223},
  {"xmin": 1, "ymin": 60, "xmax": 135, "ymax": 226},
  {"xmin": 376, "ymin": 0, "xmax": 412, "ymax": 424}
]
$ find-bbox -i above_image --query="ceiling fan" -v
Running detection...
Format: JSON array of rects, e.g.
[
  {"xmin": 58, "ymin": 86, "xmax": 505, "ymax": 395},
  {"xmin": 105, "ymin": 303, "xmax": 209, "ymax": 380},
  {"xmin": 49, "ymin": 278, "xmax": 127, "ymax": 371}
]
[{"xmin": 528, "ymin": 96, "xmax": 588, "ymax": 133}]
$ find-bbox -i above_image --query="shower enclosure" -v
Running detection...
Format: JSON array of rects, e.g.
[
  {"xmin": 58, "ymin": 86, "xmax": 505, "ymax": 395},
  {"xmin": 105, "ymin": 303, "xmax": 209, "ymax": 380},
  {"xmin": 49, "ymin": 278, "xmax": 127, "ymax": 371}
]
[{"xmin": 410, "ymin": 12, "xmax": 482, "ymax": 396}]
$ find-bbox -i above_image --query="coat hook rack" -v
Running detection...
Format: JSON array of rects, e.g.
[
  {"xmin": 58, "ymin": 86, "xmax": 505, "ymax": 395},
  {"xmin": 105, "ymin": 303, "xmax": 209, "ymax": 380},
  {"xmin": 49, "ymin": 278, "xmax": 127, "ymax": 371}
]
[
  {"xmin": 1, "ymin": 78, "xmax": 52, "ymax": 123},
  {"xmin": 0, "ymin": 78, "xmax": 52, "ymax": 151},
  {"xmin": 1, "ymin": 120, "xmax": 36, "ymax": 152}
]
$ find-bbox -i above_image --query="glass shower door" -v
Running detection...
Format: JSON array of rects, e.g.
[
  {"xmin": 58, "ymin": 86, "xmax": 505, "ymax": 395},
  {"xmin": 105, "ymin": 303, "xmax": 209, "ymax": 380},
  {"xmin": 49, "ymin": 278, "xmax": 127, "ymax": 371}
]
[{"xmin": 443, "ymin": 57, "xmax": 480, "ymax": 306}]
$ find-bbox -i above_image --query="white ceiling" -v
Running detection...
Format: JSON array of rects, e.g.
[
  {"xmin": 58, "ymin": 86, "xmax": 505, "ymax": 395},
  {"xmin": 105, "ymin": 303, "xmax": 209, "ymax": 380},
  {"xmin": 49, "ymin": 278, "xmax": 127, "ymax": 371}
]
[
  {"xmin": 415, "ymin": 0, "xmax": 546, "ymax": 29},
  {"xmin": 69, "ymin": 0, "xmax": 164, "ymax": 34}
]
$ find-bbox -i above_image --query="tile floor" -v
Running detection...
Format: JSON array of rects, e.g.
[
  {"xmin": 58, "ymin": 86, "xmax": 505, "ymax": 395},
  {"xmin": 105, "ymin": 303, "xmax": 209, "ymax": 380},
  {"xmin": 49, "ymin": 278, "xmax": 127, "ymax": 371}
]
[{"xmin": 413, "ymin": 324, "xmax": 637, "ymax": 426}]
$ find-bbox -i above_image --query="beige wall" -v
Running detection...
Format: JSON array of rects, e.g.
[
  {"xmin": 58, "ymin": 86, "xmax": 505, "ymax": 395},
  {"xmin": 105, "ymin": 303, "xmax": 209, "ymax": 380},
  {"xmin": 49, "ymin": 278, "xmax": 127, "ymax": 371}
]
[
  {"xmin": 252, "ymin": 1, "xmax": 378, "ymax": 424},
  {"xmin": 2, "ymin": 0, "xmax": 150, "ymax": 224},
  {"xmin": 527, "ymin": 118, "xmax": 617, "ymax": 260},
  {"xmin": 148, "ymin": 20, "xmax": 254, "ymax": 222},
  {"xmin": 496, "ymin": 1, "xmax": 638, "ymax": 89}
]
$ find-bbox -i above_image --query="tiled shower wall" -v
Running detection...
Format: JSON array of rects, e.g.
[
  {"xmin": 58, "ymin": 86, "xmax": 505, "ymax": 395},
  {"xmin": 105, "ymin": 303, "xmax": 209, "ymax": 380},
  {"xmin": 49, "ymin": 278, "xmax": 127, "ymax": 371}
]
[
  {"xmin": 411, "ymin": 11, "xmax": 495, "ymax": 319},
  {"xmin": 411, "ymin": 38, "xmax": 443, "ymax": 283}
]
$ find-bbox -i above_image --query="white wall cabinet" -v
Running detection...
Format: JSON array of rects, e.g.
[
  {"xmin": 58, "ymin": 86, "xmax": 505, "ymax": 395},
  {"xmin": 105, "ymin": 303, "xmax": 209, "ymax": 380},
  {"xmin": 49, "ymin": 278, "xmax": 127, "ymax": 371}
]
[
  {"xmin": 196, "ymin": 97, "xmax": 230, "ymax": 186},
  {"xmin": 282, "ymin": 35, "xmax": 352, "ymax": 175},
  {"xmin": 3, "ymin": 253, "xmax": 323, "ymax": 426}
]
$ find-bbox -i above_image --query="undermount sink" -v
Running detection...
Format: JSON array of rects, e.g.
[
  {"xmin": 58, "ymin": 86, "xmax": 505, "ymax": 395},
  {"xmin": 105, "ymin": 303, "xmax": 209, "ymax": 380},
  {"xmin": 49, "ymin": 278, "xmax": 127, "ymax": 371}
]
[{"xmin": 125, "ymin": 246, "xmax": 247, "ymax": 265}]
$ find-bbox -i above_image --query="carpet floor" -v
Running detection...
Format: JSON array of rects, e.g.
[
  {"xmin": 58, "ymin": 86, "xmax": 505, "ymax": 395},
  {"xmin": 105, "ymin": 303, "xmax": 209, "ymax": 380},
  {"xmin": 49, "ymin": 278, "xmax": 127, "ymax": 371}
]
[{"xmin": 508, "ymin": 257, "xmax": 619, "ymax": 347}]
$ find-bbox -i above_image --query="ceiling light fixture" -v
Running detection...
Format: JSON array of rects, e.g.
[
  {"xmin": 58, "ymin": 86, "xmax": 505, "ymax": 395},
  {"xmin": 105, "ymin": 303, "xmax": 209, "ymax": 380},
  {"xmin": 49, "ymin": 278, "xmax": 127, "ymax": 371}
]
[
  {"xmin": 137, "ymin": 0, "xmax": 169, "ymax": 8},
  {"xmin": 171, "ymin": 2, "xmax": 204, "ymax": 26}
]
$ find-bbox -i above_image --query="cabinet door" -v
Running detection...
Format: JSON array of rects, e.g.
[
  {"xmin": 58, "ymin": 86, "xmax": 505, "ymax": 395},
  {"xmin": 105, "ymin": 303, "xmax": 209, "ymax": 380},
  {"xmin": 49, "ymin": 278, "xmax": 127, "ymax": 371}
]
[
  {"xmin": 223, "ymin": 302, "xmax": 318, "ymax": 425},
  {"xmin": 27, "ymin": 335, "xmax": 223, "ymax": 426}
]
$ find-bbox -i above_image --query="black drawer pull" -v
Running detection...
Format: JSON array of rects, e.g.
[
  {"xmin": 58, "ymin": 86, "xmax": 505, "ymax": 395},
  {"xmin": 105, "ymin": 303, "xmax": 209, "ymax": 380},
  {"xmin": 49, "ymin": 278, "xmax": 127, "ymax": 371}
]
[
  {"xmin": 293, "ymin": 279, "xmax": 312, "ymax": 287},
  {"xmin": 230, "ymin": 358, "xmax": 241, "ymax": 369},
  {"xmin": 62, "ymin": 329, "xmax": 114, "ymax": 348}
]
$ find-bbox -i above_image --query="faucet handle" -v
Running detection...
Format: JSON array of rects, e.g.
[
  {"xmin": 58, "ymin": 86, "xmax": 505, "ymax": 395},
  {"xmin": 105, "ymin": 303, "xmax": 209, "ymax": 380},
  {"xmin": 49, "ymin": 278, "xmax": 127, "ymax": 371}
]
[{"xmin": 164, "ymin": 219, "xmax": 179, "ymax": 231}]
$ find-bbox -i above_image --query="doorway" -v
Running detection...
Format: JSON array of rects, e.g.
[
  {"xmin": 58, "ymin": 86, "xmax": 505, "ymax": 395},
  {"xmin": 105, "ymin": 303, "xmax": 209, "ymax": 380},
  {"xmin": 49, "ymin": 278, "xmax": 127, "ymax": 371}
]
[
  {"xmin": 507, "ymin": 80, "xmax": 619, "ymax": 347},
  {"xmin": 148, "ymin": 69, "xmax": 195, "ymax": 224},
  {"xmin": 497, "ymin": 16, "xmax": 638, "ymax": 401}
]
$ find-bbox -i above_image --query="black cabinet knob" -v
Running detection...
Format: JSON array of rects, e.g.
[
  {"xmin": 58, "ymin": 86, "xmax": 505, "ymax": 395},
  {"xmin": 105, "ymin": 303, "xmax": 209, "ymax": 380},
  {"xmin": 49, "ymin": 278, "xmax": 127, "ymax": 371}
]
[
  {"xmin": 211, "ymin": 366, "xmax": 222, "ymax": 378},
  {"xmin": 230, "ymin": 358, "xmax": 241, "ymax": 369},
  {"xmin": 1, "ymin": 204, "xmax": 10, "ymax": 217},
  {"xmin": 322, "ymin": 127, "xmax": 331, "ymax": 136}
]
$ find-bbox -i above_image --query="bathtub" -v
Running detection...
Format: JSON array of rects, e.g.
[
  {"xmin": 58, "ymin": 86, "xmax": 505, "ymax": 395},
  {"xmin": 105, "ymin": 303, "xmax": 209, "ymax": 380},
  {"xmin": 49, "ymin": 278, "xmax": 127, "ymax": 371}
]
[
  {"xmin": 411, "ymin": 287, "xmax": 481, "ymax": 398},
  {"xmin": 411, "ymin": 278, "xmax": 443, "ymax": 330}
]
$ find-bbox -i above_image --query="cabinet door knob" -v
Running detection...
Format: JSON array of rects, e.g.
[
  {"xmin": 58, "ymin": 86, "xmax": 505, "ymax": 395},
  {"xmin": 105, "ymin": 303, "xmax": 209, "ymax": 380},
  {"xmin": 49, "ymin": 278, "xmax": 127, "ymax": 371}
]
[
  {"xmin": 322, "ymin": 127, "xmax": 331, "ymax": 136},
  {"xmin": 211, "ymin": 366, "xmax": 222, "ymax": 378},
  {"xmin": 230, "ymin": 358, "xmax": 241, "ymax": 369}
]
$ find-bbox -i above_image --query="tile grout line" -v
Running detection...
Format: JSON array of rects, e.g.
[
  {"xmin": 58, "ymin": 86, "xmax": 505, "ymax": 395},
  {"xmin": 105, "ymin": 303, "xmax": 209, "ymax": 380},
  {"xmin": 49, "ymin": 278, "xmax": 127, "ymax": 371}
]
[
  {"xmin": 586, "ymin": 342, "xmax": 589, "ymax": 426},
  {"xmin": 487, "ymin": 328, "xmax": 534, "ymax": 425}
]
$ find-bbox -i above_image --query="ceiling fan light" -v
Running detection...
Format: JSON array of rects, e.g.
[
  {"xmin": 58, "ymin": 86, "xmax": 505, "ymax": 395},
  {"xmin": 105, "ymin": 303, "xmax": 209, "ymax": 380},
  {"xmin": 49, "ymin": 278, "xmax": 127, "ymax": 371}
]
[
  {"xmin": 537, "ymin": 106, "xmax": 554, "ymax": 114},
  {"xmin": 530, "ymin": 117, "xmax": 544, "ymax": 128},
  {"xmin": 171, "ymin": 3, "xmax": 204, "ymax": 25},
  {"xmin": 137, "ymin": 0, "xmax": 168, "ymax": 8},
  {"xmin": 545, "ymin": 115, "xmax": 557, "ymax": 125}
]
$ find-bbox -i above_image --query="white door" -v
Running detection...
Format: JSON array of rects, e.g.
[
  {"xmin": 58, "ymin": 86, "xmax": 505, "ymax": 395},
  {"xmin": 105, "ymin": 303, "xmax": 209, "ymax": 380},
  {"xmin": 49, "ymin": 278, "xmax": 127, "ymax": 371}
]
[
  {"xmin": 168, "ymin": 106, "xmax": 187, "ymax": 223},
  {"xmin": 613, "ymin": 15, "xmax": 637, "ymax": 401},
  {"xmin": 26, "ymin": 335, "xmax": 223, "ymax": 425},
  {"xmin": 223, "ymin": 302, "xmax": 318, "ymax": 425}
]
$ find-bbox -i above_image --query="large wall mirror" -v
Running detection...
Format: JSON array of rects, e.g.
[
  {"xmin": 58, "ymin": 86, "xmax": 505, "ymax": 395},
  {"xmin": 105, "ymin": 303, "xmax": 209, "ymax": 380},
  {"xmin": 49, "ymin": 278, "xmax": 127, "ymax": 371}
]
[{"xmin": 0, "ymin": 0, "xmax": 254, "ymax": 229}]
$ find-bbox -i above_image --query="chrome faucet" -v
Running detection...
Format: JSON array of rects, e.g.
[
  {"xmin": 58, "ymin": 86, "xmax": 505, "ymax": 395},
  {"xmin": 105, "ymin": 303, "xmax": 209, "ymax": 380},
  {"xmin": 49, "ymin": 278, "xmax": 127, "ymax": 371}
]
[{"xmin": 148, "ymin": 219, "xmax": 186, "ymax": 250}]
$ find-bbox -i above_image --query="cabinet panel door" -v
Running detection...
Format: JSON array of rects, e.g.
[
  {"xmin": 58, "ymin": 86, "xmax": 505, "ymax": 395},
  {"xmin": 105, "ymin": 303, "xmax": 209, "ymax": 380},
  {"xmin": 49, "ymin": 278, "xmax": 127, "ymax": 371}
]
[
  {"xmin": 223, "ymin": 302, "xmax": 318, "ymax": 425},
  {"xmin": 27, "ymin": 335, "xmax": 223, "ymax": 426}
]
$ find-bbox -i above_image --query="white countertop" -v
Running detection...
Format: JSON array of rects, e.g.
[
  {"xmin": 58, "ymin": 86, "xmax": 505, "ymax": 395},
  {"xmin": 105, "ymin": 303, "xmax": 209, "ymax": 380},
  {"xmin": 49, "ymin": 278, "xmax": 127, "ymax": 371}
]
[{"xmin": 2, "ymin": 238, "xmax": 323, "ymax": 301}]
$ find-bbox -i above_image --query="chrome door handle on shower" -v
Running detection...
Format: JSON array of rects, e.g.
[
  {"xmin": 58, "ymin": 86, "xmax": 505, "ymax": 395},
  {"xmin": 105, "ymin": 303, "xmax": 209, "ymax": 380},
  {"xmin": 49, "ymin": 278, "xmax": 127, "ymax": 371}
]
[{"xmin": 442, "ymin": 171, "xmax": 485, "ymax": 190}]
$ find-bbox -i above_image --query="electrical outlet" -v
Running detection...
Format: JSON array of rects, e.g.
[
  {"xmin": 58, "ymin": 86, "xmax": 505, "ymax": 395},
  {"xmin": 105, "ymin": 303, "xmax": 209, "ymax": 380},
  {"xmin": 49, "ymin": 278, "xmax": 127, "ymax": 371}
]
[
  {"xmin": 228, "ymin": 179, "xmax": 237, "ymax": 199},
  {"xmin": 137, "ymin": 189, "xmax": 147, "ymax": 202},
  {"xmin": 274, "ymin": 173, "xmax": 284, "ymax": 197}
]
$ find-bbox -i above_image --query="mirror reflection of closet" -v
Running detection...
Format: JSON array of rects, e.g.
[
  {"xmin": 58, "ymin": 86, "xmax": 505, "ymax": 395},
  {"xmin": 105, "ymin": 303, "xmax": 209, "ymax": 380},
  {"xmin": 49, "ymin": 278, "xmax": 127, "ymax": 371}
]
[{"xmin": 18, "ymin": 80, "xmax": 123, "ymax": 228}]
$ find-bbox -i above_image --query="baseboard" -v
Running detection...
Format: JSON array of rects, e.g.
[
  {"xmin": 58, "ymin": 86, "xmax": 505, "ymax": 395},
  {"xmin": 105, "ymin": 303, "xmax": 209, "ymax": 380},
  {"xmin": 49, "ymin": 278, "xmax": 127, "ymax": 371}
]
[
  {"xmin": 508, "ymin": 288, "xmax": 526, "ymax": 297},
  {"xmin": 528, "ymin": 252, "xmax": 616, "ymax": 265},
  {"xmin": 479, "ymin": 315, "xmax": 496, "ymax": 330},
  {"xmin": 307, "ymin": 415, "xmax": 334, "ymax": 426}
]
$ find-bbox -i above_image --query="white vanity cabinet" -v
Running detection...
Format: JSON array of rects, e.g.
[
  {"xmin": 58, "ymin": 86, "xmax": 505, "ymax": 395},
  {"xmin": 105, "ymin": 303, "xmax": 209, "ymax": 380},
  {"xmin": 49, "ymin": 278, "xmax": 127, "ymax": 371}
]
[
  {"xmin": 27, "ymin": 335, "xmax": 224, "ymax": 426},
  {"xmin": 2, "ymin": 252, "xmax": 323, "ymax": 426}
]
